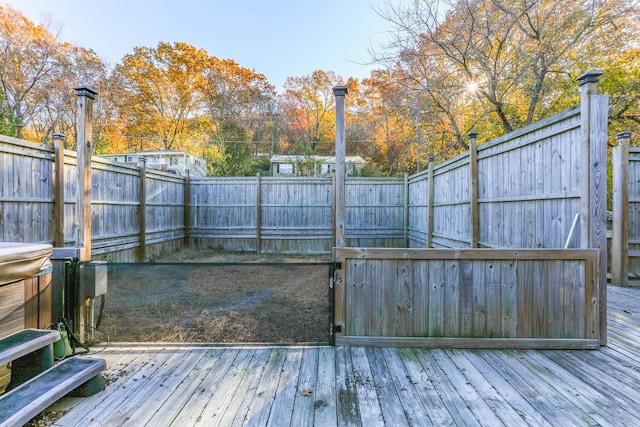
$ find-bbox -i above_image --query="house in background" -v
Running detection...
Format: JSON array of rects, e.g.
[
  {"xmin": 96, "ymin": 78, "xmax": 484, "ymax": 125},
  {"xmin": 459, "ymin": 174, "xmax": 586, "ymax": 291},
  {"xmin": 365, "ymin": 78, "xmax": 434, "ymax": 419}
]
[
  {"xmin": 270, "ymin": 155, "xmax": 366, "ymax": 177},
  {"xmin": 98, "ymin": 151, "xmax": 207, "ymax": 177}
]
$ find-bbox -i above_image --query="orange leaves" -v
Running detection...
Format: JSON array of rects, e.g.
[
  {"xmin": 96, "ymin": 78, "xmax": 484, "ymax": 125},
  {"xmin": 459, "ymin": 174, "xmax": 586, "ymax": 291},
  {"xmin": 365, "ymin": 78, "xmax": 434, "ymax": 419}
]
[{"xmin": 279, "ymin": 70, "xmax": 343, "ymax": 153}]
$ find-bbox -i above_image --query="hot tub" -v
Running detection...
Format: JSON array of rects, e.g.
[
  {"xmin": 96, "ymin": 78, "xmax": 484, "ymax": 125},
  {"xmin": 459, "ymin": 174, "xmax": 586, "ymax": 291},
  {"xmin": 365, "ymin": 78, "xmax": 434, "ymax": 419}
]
[{"xmin": 0, "ymin": 243, "xmax": 53, "ymax": 337}]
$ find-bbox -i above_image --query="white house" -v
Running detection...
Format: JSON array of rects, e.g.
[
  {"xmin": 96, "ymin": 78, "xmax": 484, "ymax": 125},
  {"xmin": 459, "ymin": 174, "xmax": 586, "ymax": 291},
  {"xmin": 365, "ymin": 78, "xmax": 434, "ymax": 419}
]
[
  {"xmin": 270, "ymin": 155, "xmax": 366, "ymax": 176},
  {"xmin": 98, "ymin": 151, "xmax": 207, "ymax": 177}
]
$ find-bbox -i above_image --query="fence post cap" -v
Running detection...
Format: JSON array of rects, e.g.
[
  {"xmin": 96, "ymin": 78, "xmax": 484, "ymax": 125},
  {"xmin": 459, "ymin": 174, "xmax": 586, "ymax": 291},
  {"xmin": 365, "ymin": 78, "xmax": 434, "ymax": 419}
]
[
  {"xmin": 332, "ymin": 86, "xmax": 348, "ymax": 96},
  {"xmin": 74, "ymin": 85, "xmax": 98, "ymax": 99},
  {"xmin": 577, "ymin": 69, "xmax": 604, "ymax": 86},
  {"xmin": 616, "ymin": 131, "xmax": 632, "ymax": 139},
  {"xmin": 52, "ymin": 133, "xmax": 66, "ymax": 140}
]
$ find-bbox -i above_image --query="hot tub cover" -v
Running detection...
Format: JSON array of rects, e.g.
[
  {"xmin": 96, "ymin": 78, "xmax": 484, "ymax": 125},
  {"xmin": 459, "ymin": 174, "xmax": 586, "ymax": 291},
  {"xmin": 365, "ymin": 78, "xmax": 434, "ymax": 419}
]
[{"xmin": 0, "ymin": 243, "xmax": 53, "ymax": 286}]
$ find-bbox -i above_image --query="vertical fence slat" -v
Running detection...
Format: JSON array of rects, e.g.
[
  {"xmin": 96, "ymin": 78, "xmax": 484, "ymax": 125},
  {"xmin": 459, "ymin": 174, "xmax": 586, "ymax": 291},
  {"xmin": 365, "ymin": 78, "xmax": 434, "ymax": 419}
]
[
  {"xmin": 52, "ymin": 134, "xmax": 65, "ymax": 247},
  {"xmin": 612, "ymin": 132, "xmax": 631, "ymax": 286},
  {"xmin": 427, "ymin": 157, "xmax": 435, "ymax": 248},
  {"xmin": 184, "ymin": 170, "xmax": 190, "ymax": 247},
  {"xmin": 256, "ymin": 172, "xmax": 262, "ymax": 254},
  {"xmin": 469, "ymin": 133, "xmax": 479, "ymax": 248},
  {"xmin": 403, "ymin": 172, "xmax": 409, "ymax": 248},
  {"xmin": 139, "ymin": 159, "xmax": 146, "ymax": 262}
]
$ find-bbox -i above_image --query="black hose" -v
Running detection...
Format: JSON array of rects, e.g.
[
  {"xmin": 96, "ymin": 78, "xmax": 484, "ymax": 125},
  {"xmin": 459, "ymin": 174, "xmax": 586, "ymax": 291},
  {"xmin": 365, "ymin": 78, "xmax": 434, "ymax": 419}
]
[
  {"xmin": 95, "ymin": 295, "xmax": 106, "ymax": 330},
  {"xmin": 60, "ymin": 317, "xmax": 90, "ymax": 354}
]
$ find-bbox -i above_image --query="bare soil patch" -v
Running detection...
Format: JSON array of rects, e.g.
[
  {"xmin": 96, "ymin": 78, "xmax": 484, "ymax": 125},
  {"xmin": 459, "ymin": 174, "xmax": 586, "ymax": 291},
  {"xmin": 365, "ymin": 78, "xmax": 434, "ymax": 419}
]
[{"xmin": 98, "ymin": 250, "xmax": 332, "ymax": 344}]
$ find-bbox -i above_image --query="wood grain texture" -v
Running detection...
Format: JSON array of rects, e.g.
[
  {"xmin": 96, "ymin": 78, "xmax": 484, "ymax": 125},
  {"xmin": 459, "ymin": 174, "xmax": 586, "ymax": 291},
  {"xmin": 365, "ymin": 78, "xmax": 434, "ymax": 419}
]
[
  {"xmin": 45, "ymin": 288, "xmax": 640, "ymax": 426},
  {"xmin": 336, "ymin": 248, "xmax": 598, "ymax": 345}
]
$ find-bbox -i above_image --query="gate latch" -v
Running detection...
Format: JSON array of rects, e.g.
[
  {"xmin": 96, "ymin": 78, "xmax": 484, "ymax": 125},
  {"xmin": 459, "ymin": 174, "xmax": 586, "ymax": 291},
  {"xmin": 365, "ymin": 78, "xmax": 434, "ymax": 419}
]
[{"xmin": 329, "ymin": 261, "xmax": 342, "ymax": 279}]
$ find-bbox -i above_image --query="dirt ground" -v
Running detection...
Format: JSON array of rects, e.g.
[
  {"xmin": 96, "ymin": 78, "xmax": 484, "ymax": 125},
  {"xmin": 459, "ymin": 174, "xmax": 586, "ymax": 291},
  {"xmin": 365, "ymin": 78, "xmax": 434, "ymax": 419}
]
[{"xmin": 97, "ymin": 249, "xmax": 333, "ymax": 344}]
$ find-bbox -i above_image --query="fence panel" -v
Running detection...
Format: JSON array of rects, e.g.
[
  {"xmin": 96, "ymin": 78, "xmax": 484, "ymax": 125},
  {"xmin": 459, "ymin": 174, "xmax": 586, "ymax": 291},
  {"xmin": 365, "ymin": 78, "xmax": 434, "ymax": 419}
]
[
  {"xmin": 90, "ymin": 158, "xmax": 141, "ymax": 260},
  {"xmin": 261, "ymin": 177, "xmax": 332, "ymax": 253},
  {"xmin": 408, "ymin": 170, "xmax": 429, "ymax": 247},
  {"xmin": 0, "ymin": 136, "xmax": 188, "ymax": 262},
  {"xmin": 0, "ymin": 136, "xmax": 54, "ymax": 244},
  {"xmin": 346, "ymin": 177, "xmax": 405, "ymax": 248},
  {"xmin": 333, "ymin": 247, "xmax": 599, "ymax": 349},
  {"xmin": 431, "ymin": 156, "xmax": 470, "ymax": 248},
  {"xmin": 144, "ymin": 169, "xmax": 185, "ymax": 258},
  {"xmin": 190, "ymin": 177, "xmax": 257, "ymax": 252},
  {"xmin": 629, "ymin": 148, "xmax": 640, "ymax": 277},
  {"xmin": 477, "ymin": 108, "xmax": 582, "ymax": 249},
  {"xmin": 407, "ymin": 107, "xmax": 583, "ymax": 251}
]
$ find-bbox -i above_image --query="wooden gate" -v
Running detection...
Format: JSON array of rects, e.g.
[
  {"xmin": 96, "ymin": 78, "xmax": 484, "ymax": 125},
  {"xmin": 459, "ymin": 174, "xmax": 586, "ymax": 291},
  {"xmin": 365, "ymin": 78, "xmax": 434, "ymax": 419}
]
[{"xmin": 333, "ymin": 247, "xmax": 600, "ymax": 349}]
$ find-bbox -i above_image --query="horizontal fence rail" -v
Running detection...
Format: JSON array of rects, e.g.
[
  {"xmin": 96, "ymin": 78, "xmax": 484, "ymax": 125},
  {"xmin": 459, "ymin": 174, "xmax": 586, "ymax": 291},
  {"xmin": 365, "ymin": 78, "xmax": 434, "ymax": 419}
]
[{"xmin": 333, "ymin": 247, "xmax": 599, "ymax": 349}]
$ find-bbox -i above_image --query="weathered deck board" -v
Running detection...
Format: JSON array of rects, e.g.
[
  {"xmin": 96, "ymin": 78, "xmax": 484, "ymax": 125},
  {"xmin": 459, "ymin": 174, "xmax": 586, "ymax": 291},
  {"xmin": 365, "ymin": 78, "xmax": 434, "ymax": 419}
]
[{"xmin": 47, "ymin": 285, "xmax": 640, "ymax": 426}]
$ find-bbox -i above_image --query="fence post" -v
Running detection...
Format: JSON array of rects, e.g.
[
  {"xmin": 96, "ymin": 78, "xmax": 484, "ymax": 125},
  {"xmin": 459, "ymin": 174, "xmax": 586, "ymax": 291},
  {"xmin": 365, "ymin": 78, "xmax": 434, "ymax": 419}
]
[
  {"xmin": 612, "ymin": 131, "xmax": 632, "ymax": 287},
  {"xmin": 404, "ymin": 172, "xmax": 409, "ymax": 247},
  {"xmin": 256, "ymin": 171, "xmax": 262, "ymax": 254},
  {"xmin": 139, "ymin": 157, "xmax": 146, "ymax": 262},
  {"xmin": 427, "ymin": 156, "xmax": 435, "ymax": 248},
  {"xmin": 184, "ymin": 169, "xmax": 190, "ymax": 247},
  {"xmin": 74, "ymin": 86, "xmax": 97, "ymax": 262},
  {"xmin": 578, "ymin": 69, "xmax": 603, "ymax": 248},
  {"xmin": 468, "ymin": 132, "xmax": 479, "ymax": 248},
  {"xmin": 52, "ymin": 133, "xmax": 65, "ymax": 247},
  {"xmin": 333, "ymin": 86, "xmax": 348, "ymax": 248},
  {"xmin": 577, "ymin": 69, "xmax": 608, "ymax": 345}
]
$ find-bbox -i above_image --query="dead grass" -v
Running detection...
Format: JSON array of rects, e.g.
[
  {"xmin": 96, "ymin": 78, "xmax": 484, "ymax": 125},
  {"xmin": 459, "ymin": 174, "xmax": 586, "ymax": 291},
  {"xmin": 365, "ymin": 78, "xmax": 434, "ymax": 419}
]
[{"xmin": 98, "ymin": 252, "xmax": 331, "ymax": 344}]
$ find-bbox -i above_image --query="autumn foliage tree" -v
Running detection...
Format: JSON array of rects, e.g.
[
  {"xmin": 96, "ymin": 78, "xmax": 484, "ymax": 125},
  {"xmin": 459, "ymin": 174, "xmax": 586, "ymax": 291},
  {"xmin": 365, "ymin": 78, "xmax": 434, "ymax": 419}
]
[
  {"xmin": 112, "ymin": 42, "xmax": 209, "ymax": 152},
  {"xmin": 279, "ymin": 70, "xmax": 343, "ymax": 154},
  {"xmin": 0, "ymin": 6, "xmax": 107, "ymax": 144},
  {"xmin": 1, "ymin": 2, "xmax": 638, "ymax": 177},
  {"xmin": 376, "ymin": 0, "xmax": 640, "ymax": 155}
]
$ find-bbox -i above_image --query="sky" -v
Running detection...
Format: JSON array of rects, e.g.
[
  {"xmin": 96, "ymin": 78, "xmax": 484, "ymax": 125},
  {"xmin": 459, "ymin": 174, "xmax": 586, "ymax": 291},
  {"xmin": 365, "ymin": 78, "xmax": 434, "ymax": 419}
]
[{"xmin": 7, "ymin": 0, "xmax": 398, "ymax": 93}]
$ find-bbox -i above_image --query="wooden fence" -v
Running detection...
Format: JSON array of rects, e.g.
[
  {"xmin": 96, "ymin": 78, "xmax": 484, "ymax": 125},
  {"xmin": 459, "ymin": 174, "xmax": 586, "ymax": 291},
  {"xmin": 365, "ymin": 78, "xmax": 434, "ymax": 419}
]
[
  {"xmin": 626, "ymin": 146, "xmax": 640, "ymax": 278},
  {"xmin": 333, "ymin": 247, "xmax": 600, "ymax": 349},
  {"xmin": 0, "ymin": 135, "xmax": 407, "ymax": 259},
  {"xmin": 0, "ymin": 100, "xmax": 610, "ymax": 263},
  {"xmin": 0, "ymin": 135, "xmax": 189, "ymax": 262},
  {"xmin": 406, "ymin": 108, "xmax": 583, "ymax": 250},
  {"xmin": 611, "ymin": 135, "xmax": 640, "ymax": 285},
  {"xmin": 189, "ymin": 176, "xmax": 406, "ymax": 253}
]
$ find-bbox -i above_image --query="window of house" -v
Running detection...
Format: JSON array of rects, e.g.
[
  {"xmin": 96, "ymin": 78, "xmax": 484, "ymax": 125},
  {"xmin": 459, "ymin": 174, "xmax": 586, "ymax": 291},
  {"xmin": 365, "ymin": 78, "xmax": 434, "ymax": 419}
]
[{"xmin": 278, "ymin": 163, "xmax": 294, "ymax": 174}]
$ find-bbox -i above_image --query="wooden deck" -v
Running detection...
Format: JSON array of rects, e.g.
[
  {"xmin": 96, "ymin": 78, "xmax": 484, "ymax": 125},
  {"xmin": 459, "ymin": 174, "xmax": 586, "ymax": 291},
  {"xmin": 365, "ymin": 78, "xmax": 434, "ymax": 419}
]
[{"xmin": 49, "ymin": 284, "xmax": 640, "ymax": 426}]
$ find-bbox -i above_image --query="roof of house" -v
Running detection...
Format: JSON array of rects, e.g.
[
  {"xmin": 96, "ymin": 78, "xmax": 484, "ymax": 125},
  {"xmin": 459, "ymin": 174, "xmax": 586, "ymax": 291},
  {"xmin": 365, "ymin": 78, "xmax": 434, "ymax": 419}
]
[
  {"xmin": 99, "ymin": 150, "xmax": 201, "ymax": 158},
  {"xmin": 270, "ymin": 155, "xmax": 365, "ymax": 164}
]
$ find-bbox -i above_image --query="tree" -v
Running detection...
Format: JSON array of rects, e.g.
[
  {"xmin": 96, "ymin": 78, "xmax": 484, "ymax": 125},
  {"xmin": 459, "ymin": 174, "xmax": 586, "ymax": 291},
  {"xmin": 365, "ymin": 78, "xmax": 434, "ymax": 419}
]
[
  {"xmin": 598, "ymin": 49, "xmax": 640, "ymax": 141},
  {"xmin": 201, "ymin": 57, "xmax": 278, "ymax": 159},
  {"xmin": 279, "ymin": 70, "xmax": 343, "ymax": 154},
  {"xmin": 375, "ymin": 0, "xmax": 640, "ymax": 149},
  {"xmin": 29, "ymin": 44, "xmax": 107, "ymax": 147},
  {"xmin": 206, "ymin": 119, "xmax": 257, "ymax": 176},
  {"xmin": 112, "ymin": 41, "xmax": 209, "ymax": 151},
  {"xmin": 0, "ymin": 5, "xmax": 63, "ymax": 138}
]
